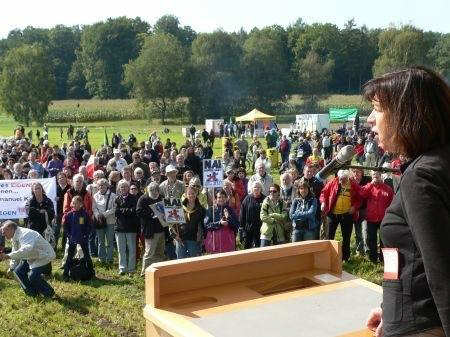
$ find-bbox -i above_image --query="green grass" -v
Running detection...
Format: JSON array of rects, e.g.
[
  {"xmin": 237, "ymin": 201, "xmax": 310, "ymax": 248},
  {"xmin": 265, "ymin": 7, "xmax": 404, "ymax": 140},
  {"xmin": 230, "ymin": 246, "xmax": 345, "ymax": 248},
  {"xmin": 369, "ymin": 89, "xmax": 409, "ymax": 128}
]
[{"xmin": 0, "ymin": 255, "xmax": 145, "ymax": 337}]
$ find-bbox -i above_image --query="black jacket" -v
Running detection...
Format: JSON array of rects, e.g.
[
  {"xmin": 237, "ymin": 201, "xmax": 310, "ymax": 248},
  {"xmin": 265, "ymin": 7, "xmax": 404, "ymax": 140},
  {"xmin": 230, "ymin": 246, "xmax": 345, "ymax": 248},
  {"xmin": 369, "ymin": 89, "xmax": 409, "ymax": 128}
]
[
  {"xmin": 178, "ymin": 198, "xmax": 206, "ymax": 241},
  {"xmin": 25, "ymin": 196, "xmax": 55, "ymax": 235},
  {"xmin": 114, "ymin": 194, "xmax": 139, "ymax": 233},
  {"xmin": 239, "ymin": 194, "xmax": 265, "ymax": 232},
  {"xmin": 381, "ymin": 144, "xmax": 450, "ymax": 337},
  {"xmin": 136, "ymin": 194, "xmax": 164, "ymax": 239}
]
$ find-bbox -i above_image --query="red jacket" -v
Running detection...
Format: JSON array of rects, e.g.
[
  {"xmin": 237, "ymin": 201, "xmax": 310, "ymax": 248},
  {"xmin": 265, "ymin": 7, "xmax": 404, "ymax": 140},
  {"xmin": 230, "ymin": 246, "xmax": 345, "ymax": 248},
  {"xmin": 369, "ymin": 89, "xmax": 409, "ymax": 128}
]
[
  {"xmin": 320, "ymin": 177, "xmax": 361, "ymax": 221},
  {"xmin": 354, "ymin": 144, "xmax": 364, "ymax": 156},
  {"xmin": 359, "ymin": 182, "xmax": 393, "ymax": 222}
]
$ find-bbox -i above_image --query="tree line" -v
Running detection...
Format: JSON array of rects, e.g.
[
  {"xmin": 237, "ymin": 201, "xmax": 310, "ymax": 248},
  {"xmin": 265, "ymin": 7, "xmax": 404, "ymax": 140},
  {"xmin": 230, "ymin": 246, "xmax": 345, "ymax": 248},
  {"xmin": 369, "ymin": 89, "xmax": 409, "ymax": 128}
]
[{"xmin": 0, "ymin": 15, "xmax": 448, "ymax": 125}]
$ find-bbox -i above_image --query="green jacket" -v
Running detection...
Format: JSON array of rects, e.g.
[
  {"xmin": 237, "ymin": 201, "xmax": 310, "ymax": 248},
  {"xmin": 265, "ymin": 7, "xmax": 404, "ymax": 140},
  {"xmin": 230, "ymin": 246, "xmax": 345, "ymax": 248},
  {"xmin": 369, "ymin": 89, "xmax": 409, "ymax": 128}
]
[{"xmin": 260, "ymin": 196, "xmax": 288, "ymax": 242}]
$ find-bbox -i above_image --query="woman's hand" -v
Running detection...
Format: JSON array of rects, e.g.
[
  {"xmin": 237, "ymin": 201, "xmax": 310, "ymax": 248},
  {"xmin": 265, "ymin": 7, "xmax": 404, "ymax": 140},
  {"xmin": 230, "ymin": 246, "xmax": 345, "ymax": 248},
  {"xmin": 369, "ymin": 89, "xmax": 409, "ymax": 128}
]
[
  {"xmin": 220, "ymin": 220, "xmax": 229, "ymax": 227},
  {"xmin": 366, "ymin": 307, "xmax": 383, "ymax": 337}
]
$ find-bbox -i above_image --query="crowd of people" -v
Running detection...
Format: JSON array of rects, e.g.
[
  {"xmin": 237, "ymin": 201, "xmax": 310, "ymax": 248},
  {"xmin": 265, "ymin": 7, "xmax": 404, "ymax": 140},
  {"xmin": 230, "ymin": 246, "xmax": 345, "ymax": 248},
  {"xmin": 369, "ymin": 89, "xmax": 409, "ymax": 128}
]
[{"xmin": 0, "ymin": 110, "xmax": 401, "ymax": 297}]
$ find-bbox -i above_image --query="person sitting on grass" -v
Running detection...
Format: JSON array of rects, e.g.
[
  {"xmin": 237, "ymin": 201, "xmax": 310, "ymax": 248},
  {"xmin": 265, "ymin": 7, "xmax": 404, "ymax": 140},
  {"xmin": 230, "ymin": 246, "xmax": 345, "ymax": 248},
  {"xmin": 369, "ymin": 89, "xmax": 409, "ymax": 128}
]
[
  {"xmin": 62, "ymin": 196, "xmax": 94, "ymax": 281},
  {"xmin": 0, "ymin": 220, "xmax": 56, "ymax": 298}
]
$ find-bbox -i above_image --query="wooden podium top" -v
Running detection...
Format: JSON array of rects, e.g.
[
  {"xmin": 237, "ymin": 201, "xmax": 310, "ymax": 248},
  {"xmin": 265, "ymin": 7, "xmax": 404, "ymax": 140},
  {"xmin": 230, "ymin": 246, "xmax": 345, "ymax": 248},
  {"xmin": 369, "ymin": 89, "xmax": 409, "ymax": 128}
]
[{"xmin": 144, "ymin": 241, "xmax": 381, "ymax": 337}]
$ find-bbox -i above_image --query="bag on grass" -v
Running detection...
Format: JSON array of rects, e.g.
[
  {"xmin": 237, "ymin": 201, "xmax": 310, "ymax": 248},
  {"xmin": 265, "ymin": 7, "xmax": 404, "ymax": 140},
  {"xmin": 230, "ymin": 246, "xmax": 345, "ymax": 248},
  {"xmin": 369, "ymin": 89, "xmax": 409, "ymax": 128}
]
[{"xmin": 69, "ymin": 257, "xmax": 95, "ymax": 281}]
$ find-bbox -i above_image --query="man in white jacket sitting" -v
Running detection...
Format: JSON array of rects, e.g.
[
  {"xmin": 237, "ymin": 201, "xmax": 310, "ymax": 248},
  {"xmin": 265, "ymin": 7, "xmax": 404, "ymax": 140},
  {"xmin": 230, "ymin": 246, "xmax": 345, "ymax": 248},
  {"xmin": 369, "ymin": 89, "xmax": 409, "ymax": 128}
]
[{"xmin": 0, "ymin": 221, "xmax": 56, "ymax": 297}]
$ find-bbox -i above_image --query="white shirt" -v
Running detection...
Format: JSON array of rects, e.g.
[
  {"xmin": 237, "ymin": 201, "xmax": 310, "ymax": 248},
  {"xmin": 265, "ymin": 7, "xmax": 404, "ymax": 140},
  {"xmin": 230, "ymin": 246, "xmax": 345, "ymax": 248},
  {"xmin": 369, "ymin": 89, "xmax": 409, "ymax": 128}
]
[
  {"xmin": 8, "ymin": 227, "xmax": 55, "ymax": 269},
  {"xmin": 92, "ymin": 190, "xmax": 117, "ymax": 224},
  {"xmin": 107, "ymin": 157, "xmax": 128, "ymax": 172}
]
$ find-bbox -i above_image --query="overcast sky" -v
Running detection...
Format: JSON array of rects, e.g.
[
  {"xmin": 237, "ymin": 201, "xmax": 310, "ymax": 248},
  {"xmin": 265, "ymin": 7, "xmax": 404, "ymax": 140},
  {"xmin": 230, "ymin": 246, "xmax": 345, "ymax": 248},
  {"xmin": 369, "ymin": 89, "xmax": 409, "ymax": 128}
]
[{"xmin": 1, "ymin": 0, "xmax": 448, "ymax": 38}]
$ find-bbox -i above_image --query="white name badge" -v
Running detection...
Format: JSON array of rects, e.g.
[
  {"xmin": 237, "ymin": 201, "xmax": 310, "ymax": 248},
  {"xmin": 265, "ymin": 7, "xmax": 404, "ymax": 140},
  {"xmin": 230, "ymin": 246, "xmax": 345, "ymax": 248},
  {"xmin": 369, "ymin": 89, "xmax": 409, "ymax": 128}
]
[{"xmin": 382, "ymin": 248, "xmax": 399, "ymax": 280}]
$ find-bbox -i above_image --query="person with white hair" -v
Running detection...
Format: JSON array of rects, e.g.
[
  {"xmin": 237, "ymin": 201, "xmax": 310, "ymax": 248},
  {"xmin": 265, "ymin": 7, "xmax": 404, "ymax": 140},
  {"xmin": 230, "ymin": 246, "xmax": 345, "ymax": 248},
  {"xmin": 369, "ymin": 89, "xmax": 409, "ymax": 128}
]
[
  {"xmin": 239, "ymin": 181, "xmax": 265, "ymax": 249},
  {"xmin": 0, "ymin": 220, "xmax": 56, "ymax": 298},
  {"xmin": 92, "ymin": 178, "xmax": 116, "ymax": 264},
  {"xmin": 319, "ymin": 169, "xmax": 361, "ymax": 261},
  {"xmin": 114, "ymin": 179, "xmax": 139, "ymax": 275},
  {"xmin": 86, "ymin": 170, "xmax": 105, "ymax": 196},
  {"xmin": 247, "ymin": 162, "xmax": 273, "ymax": 196},
  {"xmin": 136, "ymin": 181, "xmax": 166, "ymax": 275}
]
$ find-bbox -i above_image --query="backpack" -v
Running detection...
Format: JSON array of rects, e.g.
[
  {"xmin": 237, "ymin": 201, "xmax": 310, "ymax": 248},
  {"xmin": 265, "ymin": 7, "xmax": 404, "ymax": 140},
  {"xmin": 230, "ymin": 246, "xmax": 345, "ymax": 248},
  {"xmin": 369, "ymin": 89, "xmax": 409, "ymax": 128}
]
[{"xmin": 69, "ymin": 257, "xmax": 95, "ymax": 281}]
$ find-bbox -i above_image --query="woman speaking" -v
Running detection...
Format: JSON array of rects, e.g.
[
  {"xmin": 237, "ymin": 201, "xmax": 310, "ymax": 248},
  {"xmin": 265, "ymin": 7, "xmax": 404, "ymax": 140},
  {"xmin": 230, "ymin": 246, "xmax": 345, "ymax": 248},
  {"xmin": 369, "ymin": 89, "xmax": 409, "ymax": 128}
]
[{"xmin": 364, "ymin": 67, "xmax": 450, "ymax": 337}]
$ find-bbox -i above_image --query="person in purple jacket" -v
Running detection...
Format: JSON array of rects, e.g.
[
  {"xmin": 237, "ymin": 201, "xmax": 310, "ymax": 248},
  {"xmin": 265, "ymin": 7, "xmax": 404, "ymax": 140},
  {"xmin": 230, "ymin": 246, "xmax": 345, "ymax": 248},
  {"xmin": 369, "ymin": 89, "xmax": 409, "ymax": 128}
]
[{"xmin": 62, "ymin": 195, "xmax": 94, "ymax": 280}]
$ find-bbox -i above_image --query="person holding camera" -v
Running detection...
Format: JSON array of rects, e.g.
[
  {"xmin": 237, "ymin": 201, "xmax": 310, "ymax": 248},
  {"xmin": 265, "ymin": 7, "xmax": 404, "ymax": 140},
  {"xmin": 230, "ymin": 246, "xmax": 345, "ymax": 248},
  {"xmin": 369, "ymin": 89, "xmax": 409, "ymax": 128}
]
[
  {"xmin": 92, "ymin": 178, "xmax": 116, "ymax": 264},
  {"xmin": 290, "ymin": 178, "xmax": 319, "ymax": 242}
]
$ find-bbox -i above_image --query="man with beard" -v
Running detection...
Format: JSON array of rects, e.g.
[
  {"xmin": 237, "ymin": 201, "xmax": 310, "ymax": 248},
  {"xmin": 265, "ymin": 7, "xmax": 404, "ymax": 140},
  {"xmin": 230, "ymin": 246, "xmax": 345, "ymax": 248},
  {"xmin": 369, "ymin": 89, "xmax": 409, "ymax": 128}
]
[
  {"xmin": 136, "ymin": 182, "xmax": 166, "ymax": 276},
  {"xmin": 247, "ymin": 162, "xmax": 273, "ymax": 196}
]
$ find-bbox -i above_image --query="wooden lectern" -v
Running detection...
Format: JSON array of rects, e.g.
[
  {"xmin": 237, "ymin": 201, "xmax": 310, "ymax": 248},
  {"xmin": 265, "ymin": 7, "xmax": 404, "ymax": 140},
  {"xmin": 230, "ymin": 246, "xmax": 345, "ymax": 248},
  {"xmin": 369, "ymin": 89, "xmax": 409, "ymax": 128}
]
[{"xmin": 144, "ymin": 241, "xmax": 381, "ymax": 337}]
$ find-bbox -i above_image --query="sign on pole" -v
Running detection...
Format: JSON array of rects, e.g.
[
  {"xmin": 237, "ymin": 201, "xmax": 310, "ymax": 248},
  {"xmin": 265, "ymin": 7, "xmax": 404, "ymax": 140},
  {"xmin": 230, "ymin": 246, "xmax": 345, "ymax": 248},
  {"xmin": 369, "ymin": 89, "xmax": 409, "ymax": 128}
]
[
  {"xmin": 203, "ymin": 159, "xmax": 223, "ymax": 188},
  {"xmin": 163, "ymin": 198, "xmax": 186, "ymax": 224}
]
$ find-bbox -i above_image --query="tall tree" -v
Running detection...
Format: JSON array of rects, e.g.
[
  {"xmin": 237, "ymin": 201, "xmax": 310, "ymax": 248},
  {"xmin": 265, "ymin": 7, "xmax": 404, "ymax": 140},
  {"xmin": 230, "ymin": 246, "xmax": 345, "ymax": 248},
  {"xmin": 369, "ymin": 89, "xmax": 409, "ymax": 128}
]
[
  {"xmin": 124, "ymin": 33, "xmax": 186, "ymax": 124},
  {"xmin": 0, "ymin": 44, "xmax": 55, "ymax": 126},
  {"xmin": 48, "ymin": 25, "xmax": 81, "ymax": 99},
  {"xmin": 78, "ymin": 17, "xmax": 150, "ymax": 98},
  {"xmin": 153, "ymin": 15, "xmax": 196, "ymax": 49},
  {"xmin": 188, "ymin": 30, "xmax": 244, "ymax": 122},
  {"xmin": 298, "ymin": 50, "xmax": 334, "ymax": 99},
  {"xmin": 373, "ymin": 26, "xmax": 428, "ymax": 76},
  {"xmin": 427, "ymin": 34, "xmax": 450, "ymax": 80},
  {"xmin": 242, "ymin": 26, "xmax": 291, "ymax": 108}
]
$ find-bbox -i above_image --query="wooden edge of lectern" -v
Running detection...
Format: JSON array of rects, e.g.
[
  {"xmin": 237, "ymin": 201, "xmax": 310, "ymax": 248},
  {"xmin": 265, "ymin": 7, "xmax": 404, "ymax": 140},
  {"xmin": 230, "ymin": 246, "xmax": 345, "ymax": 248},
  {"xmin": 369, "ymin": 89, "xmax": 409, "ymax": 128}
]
[{"xmin": 144, "ymin": 240, "xmax": 346, "ymax": 336}]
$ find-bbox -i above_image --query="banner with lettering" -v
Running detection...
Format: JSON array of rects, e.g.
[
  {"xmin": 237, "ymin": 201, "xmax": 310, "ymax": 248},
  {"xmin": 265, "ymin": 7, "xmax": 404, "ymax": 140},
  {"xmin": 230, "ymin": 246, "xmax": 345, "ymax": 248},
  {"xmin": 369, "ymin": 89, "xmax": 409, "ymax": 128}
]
[{"xmin": 0, "ymin": 178, "xmax": 57, "ymax": 219}]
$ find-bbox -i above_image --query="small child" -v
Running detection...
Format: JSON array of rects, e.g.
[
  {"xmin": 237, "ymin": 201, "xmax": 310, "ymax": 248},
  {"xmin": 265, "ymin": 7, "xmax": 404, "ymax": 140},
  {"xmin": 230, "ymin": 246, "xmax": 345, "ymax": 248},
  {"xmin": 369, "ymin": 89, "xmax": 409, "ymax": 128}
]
[{"xmin": 62, "ymin": 195, "xmax": 94, "ymax": 280}]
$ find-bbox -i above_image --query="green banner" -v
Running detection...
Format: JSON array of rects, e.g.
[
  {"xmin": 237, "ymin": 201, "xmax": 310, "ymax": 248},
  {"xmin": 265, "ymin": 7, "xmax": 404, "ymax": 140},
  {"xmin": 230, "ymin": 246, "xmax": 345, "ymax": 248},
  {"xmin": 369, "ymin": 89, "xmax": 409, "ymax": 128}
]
[{"xmin": 329, "ymin": 108, "xmax": 358, "ymax": 122}]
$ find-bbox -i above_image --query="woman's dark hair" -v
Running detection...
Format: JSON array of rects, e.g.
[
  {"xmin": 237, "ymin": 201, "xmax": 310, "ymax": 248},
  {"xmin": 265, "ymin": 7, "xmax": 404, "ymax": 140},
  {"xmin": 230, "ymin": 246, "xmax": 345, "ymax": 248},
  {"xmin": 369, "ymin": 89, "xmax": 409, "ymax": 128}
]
[
  {"xmin": 362, "ymin": 66, "xmax": 450, "ymax": 158},
  {"xmin": 216, "ymin": 189, "xmax": 228, "ymax": 199},
  {"xmin": 270, "ymin": 183, "xmax": 281, "ymax": 193}
]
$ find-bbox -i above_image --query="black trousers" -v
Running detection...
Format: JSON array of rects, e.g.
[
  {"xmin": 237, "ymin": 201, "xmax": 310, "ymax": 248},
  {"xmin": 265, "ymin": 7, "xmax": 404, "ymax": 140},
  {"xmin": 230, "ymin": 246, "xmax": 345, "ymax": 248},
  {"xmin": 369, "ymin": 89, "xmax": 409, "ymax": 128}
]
[
  {"xmin": 64, "ymin": 241, "xmax": 94, "ymax": 276},
  {"xmin": 366, "ymin": 221, "xmax": 382, "ymax": 262},
  {"xmin": 327, "ymin": 213, "xmax": 353, "ymax": 261},
  {"xmin": 244, "ymin": 225, "xmax": 261, "ymax": 249}
]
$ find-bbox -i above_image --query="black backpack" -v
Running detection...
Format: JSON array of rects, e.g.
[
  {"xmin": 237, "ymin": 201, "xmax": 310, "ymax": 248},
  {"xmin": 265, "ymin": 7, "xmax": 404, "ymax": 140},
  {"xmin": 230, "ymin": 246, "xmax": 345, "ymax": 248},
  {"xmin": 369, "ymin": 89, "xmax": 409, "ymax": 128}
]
[{"xmin": 69, "ymin": 258, "xmax": 95, "ymax": 281}]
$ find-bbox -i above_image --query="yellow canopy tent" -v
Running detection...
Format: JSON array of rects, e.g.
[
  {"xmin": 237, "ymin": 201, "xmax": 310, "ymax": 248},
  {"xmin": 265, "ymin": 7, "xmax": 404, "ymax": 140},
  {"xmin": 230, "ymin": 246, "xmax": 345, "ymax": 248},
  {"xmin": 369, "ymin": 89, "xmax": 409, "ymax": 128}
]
[{"xmin": 235, "ymin": 109, "xmax": 275, "ymax": 122}]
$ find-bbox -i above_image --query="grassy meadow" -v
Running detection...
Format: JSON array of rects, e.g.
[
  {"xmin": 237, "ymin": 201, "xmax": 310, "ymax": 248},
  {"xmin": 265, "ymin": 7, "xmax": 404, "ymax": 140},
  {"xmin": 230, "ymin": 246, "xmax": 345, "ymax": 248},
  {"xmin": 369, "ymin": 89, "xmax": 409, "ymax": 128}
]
[{"xmin": 0, "ymin": 95, "xmax": 383, "ymax": 337}]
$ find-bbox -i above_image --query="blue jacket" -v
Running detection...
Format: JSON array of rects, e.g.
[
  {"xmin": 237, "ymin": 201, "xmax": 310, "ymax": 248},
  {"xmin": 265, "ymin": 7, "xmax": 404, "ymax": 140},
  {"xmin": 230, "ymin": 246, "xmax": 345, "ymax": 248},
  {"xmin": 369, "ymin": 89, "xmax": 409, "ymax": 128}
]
[
  {"xmin": 289, "ymin": 195, "xmax": 318, "ymax": 230},
  {"xmin": 63, "ymin": 209, "xmax": 92, "ymax": 244},
  {"xmin": 204, "ymin": 205, "xmax": 238, "ymax": 233}
]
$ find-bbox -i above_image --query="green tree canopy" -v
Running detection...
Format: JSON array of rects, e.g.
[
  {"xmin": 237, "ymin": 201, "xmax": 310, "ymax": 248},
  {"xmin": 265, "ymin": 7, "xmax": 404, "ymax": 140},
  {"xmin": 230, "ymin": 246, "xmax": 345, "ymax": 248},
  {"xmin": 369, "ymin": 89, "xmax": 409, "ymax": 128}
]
[
  {"xmin": 188, "ymin": 30, "xmax": 244, "ymax": 122},
  {"xmin": 298, "ymin": 50, "xmax": 334, "ymax": 97},
  {"xmin": 79, "ymin": 16, "xmax": 150, "ymax": 99},
  {"xmin": 242, "ymin": 26, "xmax": 291, "ymax": 108},
  {"xmin": 153, "ymin": 15, "xmax": 196, "ymax": 49},
  {"xmin": 373, "ymin": 26, "xmax": 428, "ymax": 76},
  {"xmin": 0, "ymin": 44, "xmax": 55, "ymax": 126},
  {"xmin": 124, "ymin": 33, "xmax": 186, "ymax": 124}
]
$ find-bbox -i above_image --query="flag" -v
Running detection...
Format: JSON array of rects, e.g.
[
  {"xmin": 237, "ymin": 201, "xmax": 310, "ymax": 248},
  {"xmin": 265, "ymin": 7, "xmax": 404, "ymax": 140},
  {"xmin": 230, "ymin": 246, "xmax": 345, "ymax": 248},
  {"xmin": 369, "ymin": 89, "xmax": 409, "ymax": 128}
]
[
  {"xmin": 104, "ymin": 127, "xmax": 109, "ymax": 146},
  {"xmin": 86, "ymin": 155, "xmax": 95, "ymax": 179}
]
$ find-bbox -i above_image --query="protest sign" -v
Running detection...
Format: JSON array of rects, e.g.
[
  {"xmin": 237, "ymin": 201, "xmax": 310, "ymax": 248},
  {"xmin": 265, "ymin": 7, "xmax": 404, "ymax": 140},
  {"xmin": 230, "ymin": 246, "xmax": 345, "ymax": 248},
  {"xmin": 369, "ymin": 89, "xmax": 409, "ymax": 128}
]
[
  {"xmin": 163, "ymin": 198, "xmax": 185, "ymax": 224},
  {"xmin": 0, "ymin": 178, "xmax": 57, "ymax": 219},
  {"xmin": 203, "ymin": 159, "xmax": 223, "ymax": 188},
  {"xmin": 149, "ymin": 201, "xmax": 169, "ymax": 227}
]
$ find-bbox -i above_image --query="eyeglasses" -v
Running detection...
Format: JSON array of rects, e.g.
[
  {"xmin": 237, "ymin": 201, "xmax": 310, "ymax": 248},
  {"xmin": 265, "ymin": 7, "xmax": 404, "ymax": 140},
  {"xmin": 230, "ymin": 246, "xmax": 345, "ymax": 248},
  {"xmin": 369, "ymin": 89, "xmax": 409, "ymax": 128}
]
[
  {"xmin": 130, "ymin": 187, "xmax": 138, "ymax": 190},
  {"xmin": 269, "ymin": 190, "xmax": 278, "ymax": 194}
]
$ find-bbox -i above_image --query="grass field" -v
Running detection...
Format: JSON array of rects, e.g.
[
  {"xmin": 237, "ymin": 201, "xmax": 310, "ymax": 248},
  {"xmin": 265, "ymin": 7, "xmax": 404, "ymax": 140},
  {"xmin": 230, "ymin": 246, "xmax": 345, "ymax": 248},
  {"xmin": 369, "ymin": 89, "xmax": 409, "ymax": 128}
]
[{"xmin": 0, "ymin": 98, "xmax": 383, "ymax": 337}]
